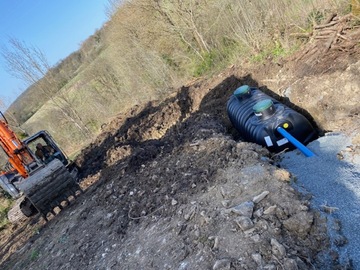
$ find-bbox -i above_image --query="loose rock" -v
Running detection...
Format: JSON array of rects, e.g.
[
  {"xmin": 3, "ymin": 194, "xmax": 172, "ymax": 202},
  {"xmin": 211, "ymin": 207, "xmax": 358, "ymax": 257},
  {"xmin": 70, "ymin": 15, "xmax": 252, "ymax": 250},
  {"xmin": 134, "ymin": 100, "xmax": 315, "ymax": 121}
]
[
  {"xmin": 283, "ymin": 258, "xmax": 299, "ymax": 270},
  {"xmin": 271, "ymin": 238, "xmax": 286, "ymax": 258},
  {"xmin": 264, "ymin": 205, "xmax": 277, "ymax": 215},
  {"xmin": 235, "ymin": 216, "xmax": 254, "ymax": 231},
  {"xmin": 251, "ymin": 253, "xmax": 264, "ymax": 266},
  {"xmin": 252, "ymin": 191, "xmax": 270, "ymax": 203},
  {"xmin": 213, "ymin": 259, "xmax": 231, "ymax": 270},
  {"xmin": 228, "ymin": 201, "xmax": 254, "ymax": 218},
  {"xmin": 283, "ymin": 212, "xmax": 314, "ymax": 237},
  {"xmin": 171, "ymin": 199, "xmax": 178, "ymax": 206}
]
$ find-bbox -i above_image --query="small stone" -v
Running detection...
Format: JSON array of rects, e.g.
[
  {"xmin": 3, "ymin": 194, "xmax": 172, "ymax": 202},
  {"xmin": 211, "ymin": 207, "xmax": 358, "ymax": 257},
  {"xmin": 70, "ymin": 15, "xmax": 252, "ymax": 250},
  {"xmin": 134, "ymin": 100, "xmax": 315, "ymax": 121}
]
[
  {"xmin": 220, "ymin": 187, "xmax": 227, "ymax": 197},
  {"xmin": 229, "ymin": 201, "xmax": 254, "ymax": 218},
  {"xmin": 253, "ymin": 208, "xmax": 264, "ymax": 218},
  {"xmin": 283, "ymin": 258, "xmax": 298, "ymax": 270},
  {"xmin": 263, "ymin": 264, "xmax": 276, "ymax": 270},
  {"xmin": 213, "ymin": 259, "xmax": 231, "ymax": 270},
  {"xmin": 330, "ymin": 249, "xmax": 339, "ymax": 261},
  {"xmin": 271, "ymin": 238, "xmax": 286, "ymax": 258},
  {"xmin": 171, "ymin": 199, "xmax": 178, "ymax": 206},
  {"xmin": 334, "ymin": 234, "xmax": 347, "ymax": 247},
  {"xmin": 250, "ymin": 234, "xmax": 261, "ymax": 242},
  {"xmin": 253, "ymin": 191, "xmax": 270, "ymax": 203},
  {"xmin": 178, "ymin": 261, "xmax": 189, "ymax": 270},
  {"xmin": 332, "ymin": 219, "xmax": 341, "ymax": 231},
  {"xmin": 213, "ymin": 236, "xmax": 219, "ymax": 249},
  {"xmin": 283, "ymin": 212, "xmax": 314, "ymax": 237},
  {"xmin": 191, "ymin": 183, "xmax": 197, "ymax": 188},
  {"xmin": 235, "ymin": 216, "xmax": 254, "ymax": 231},
  {"xmin": 321, "ymin": 204, "xmax": 339, "ymax": 214},
  {"xmin": 261, "ymin": 156, "xmax": 271, "ymax": 162},
  {"xmin": 243, "ymin": 227, "xmax": 256, "ymax": 237},
  {"xmin": 221, "ymin": 200, "xmax": 231, "ymax": 208},
  {"xmin": 251, "ymin": 253, "xmax": 263, "ymax": 266},
  {"xmin": 264, "ymin": 205, "xmax": 277, "ymax": 215},
  {"xmin": 194, "ymin": 227, "xmax": 200, "ymax": 238},
  {"xmin": 295, "ymin": 257, "xmax": 307, "ymax": 269},
  {"xmin": 184, "ymin": 206, "xmax": 196, "ymax": 221}
]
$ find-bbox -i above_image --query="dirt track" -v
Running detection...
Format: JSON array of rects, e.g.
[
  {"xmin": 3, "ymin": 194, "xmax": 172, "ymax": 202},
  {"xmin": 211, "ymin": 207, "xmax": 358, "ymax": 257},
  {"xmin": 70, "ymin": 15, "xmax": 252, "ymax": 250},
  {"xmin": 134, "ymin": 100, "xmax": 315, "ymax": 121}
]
[{"xmin": 0, "ymin": 16, "xmax": 360, "ymax": 269}]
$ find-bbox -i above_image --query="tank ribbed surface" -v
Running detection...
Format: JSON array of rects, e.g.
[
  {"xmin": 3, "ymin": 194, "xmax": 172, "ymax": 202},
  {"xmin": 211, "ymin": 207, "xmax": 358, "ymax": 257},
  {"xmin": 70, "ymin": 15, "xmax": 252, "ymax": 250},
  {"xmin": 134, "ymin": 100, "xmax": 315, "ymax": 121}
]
[{"xmin": 227, "ymin": 86, "xmax": 317, "ymax": 152}]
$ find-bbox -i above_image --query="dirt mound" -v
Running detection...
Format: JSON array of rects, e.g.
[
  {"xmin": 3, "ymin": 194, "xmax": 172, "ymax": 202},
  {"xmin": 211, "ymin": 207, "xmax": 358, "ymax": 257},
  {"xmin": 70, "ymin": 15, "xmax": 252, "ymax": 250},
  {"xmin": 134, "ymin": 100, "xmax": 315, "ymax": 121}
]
[
  {"xmin": 0, "ymin": 23, "xmax": 359, "ymax": 269},
  {"xmin": 0, "ymin": 76, "xmax": 330, "ymax": 270},
  {"xmin": 2, "ymin": 115, "xmax": 329, "ymax": 269}
]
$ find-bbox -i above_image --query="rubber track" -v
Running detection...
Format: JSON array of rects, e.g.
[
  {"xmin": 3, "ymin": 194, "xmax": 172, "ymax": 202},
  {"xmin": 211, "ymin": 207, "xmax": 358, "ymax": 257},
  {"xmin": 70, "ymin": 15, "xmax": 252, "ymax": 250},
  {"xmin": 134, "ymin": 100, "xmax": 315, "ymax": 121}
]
[
  {"xmin": 7, "ymin": 197, "xmax": 28, "ymax": 224},
  {"xmin": 17, "ymin": 159, "xmax": 80, "ymax": 219}
]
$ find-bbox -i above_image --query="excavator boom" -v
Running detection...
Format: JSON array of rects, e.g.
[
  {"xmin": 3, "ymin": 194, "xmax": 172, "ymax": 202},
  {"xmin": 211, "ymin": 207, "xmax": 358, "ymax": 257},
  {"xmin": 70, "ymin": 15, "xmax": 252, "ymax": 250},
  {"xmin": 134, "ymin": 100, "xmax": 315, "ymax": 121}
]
[{"xmin": 0, "ymin": 113, "xmax": 34, "ymax": 178}]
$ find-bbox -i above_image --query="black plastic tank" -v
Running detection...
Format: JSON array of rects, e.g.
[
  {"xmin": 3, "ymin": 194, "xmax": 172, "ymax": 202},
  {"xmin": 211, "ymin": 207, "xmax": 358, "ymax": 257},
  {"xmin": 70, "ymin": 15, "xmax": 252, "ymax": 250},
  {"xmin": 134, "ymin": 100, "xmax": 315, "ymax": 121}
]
[{"xmin": 227, "ymin": 85, "xmax": 317, "ymax": 152}]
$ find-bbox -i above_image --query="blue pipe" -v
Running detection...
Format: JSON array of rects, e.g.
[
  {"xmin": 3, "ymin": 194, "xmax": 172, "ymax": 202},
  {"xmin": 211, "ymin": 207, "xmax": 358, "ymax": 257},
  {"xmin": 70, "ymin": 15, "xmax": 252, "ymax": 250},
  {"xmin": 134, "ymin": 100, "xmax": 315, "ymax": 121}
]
[{"xmin": 277, "ymin": 127, "xmax": 315, "ymax": 157}]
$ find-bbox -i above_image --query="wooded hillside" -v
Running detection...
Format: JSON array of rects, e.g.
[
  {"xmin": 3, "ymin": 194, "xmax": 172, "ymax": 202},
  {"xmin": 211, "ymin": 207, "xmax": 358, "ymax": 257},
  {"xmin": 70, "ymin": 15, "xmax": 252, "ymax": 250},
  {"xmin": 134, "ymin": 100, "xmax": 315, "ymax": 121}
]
[{"xmin": 4, "ymin": 0, "xmax": 352, "ymax": 154}]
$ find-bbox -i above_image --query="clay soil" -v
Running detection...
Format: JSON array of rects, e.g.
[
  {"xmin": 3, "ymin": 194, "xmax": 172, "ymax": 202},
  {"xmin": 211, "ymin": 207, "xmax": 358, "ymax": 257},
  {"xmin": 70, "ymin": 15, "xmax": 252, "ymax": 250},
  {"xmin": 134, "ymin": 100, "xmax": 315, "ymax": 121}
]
[{"xmin": 0, "ymin": 15, "xmax": 359, "ymax": 270}]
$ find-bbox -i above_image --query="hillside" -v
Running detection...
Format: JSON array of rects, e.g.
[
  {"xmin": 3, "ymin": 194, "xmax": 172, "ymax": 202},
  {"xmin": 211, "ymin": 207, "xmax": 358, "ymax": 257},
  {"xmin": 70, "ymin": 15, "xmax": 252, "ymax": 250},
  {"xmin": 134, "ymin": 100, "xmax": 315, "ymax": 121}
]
[
  {"xmin": 0, "ymin": 11, "xmax": 359, "ymax": 267},
  {"xmin": 5, "ymin": 0, "xmax": 353, "ymax": 155}
]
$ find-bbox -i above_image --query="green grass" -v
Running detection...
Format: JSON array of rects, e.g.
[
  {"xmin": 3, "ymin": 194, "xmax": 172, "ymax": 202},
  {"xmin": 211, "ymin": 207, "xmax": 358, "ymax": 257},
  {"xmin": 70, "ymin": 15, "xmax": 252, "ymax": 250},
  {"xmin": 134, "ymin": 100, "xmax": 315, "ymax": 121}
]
[
  {"xmin": 0, "ymin": 194, "xmax": 12, "ymax": 230},
  {"xmin": 30, "ymin": 249, "xmax": 40, "ymax": 261},
  {"xmin": 250, "ymin": 41, "xmax": 297, "ymax": 63},
  {"xmin": 193, "ymin": 51, "xmax": 217, "ymax": 77},
  {"xmin": 192, "ymin": 40, "xmax": 247, "ymax": 77}
]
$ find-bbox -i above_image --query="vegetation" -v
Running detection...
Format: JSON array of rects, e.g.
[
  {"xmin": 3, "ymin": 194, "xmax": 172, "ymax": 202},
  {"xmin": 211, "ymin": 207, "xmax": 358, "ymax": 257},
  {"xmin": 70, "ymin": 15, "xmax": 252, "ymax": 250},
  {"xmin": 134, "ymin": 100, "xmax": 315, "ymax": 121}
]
[
  {"xmin": 0, "ymin": 193, "xmax": 11, "ymax": 230},
  {"xmin": 2, "ymin": 0, "xmax": 351, "ymax": 155},
  {"xmin": 29, "ymin": 249, "xmax": 40, "ymax": 261}
]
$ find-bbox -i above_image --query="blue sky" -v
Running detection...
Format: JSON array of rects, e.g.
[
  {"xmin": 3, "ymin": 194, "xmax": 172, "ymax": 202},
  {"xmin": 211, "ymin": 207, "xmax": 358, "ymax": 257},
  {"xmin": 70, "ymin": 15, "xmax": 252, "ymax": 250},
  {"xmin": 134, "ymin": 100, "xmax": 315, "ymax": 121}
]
[{"xmin": 0, "ymin": 0, "xmax": 109, "ymax": 107}]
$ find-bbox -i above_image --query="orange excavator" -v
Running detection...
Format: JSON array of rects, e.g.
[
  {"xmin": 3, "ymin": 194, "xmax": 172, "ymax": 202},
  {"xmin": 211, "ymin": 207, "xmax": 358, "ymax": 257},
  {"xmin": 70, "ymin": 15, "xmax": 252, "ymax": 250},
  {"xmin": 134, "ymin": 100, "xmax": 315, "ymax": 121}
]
[{"xmin": 0, "ymin": 111, "xmax": 80, "ymax": 223}]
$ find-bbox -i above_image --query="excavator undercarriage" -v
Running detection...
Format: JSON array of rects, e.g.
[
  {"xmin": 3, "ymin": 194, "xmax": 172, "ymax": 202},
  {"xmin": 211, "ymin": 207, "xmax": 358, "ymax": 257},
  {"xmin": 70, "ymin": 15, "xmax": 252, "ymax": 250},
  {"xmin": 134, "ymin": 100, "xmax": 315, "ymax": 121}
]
[{"xmin": 7, "ymin": 159, "xmax": 81, "ymax": 223}]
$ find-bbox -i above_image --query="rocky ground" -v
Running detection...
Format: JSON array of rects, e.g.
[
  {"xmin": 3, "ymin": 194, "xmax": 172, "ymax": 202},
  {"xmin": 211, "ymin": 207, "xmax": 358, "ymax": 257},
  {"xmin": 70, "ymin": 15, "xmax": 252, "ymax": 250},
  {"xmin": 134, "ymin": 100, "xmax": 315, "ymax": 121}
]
[{"xmin": 0, "ymin": 14, "xmax": 359, "ymax": 270}]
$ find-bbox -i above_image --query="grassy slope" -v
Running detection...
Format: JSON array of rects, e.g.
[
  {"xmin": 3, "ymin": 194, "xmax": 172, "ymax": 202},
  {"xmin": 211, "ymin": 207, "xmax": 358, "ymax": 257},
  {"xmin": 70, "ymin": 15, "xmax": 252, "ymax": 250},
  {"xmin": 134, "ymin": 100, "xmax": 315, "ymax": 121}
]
[{"xmin": 7, "ymin": 0, "xmax": 350, "ymax": 155}]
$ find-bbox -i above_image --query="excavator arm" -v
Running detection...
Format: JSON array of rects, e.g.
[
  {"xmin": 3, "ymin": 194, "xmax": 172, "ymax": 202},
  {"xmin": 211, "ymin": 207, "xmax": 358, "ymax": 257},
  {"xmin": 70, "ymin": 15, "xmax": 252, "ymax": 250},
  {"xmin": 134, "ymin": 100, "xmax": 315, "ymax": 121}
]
[{"xmin": 0, "ymin": 112, "xmax": 34, "ymax": 178}]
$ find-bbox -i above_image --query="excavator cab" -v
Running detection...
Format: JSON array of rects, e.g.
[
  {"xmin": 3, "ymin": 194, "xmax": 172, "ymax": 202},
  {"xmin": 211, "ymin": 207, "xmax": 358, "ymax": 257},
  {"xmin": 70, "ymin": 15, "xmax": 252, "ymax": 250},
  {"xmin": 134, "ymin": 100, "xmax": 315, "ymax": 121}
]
[
  {"xmin": 24, "ymin": 130, "xmax": 69, "ymax": 168},
  {"xmin": 0, "ymin": 130, "xmax": 73, "ymax": 198}
]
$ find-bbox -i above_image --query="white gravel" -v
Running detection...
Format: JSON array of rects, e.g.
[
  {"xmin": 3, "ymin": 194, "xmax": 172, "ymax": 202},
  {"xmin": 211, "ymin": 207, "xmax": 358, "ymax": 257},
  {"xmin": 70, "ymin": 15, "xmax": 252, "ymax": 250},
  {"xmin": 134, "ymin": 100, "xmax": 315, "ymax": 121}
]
[{"xmin": 280, "ymin": 133, "xmax": 360, "ymax": 268}]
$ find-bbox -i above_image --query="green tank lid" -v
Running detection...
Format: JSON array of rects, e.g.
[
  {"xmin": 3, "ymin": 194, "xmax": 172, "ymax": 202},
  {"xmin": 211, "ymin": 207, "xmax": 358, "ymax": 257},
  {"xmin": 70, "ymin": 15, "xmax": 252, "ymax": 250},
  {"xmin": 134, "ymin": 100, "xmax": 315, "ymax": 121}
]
[
  {"xmin": 253, "ymin": 99, "xmax": 273, "ymax": 113},
  {"xmin": 234, "ymin": 85, "xmax": 250, "ymax": 97}
]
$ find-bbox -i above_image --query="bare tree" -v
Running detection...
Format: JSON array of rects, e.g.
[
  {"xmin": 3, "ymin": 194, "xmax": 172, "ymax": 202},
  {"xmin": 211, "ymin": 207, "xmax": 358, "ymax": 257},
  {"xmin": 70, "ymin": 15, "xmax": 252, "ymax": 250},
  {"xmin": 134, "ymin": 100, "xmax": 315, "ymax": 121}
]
[
  {"xmin": 1, "ymin": 38, "xmax": 91, "ymax": 138},
  {"xmin": 141, "ymin": 0, "xmax": 211, "ymax": 59},
  {"xmin": 0, "ymin": 97, "xmax": 28, "ymax": 135},
  {"xmin": 105, "ymin": 0, "xmax": 125, "ymax": 18}
]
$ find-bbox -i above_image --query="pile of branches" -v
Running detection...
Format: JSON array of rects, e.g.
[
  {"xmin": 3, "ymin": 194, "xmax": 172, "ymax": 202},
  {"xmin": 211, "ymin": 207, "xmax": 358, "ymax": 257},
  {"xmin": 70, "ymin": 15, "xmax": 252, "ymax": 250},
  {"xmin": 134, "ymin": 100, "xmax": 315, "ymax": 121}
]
[{"xmin": 292, "ymin": 13, "xmax": 360, "ymax": 62}]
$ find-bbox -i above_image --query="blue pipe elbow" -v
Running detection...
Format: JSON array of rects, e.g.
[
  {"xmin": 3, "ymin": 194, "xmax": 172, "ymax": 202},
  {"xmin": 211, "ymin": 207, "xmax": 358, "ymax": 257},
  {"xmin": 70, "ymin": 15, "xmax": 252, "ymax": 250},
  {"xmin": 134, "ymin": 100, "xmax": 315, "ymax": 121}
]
[{"xmin": 277, "ymin": 127, "xmax": 315, "ymax": 157}]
